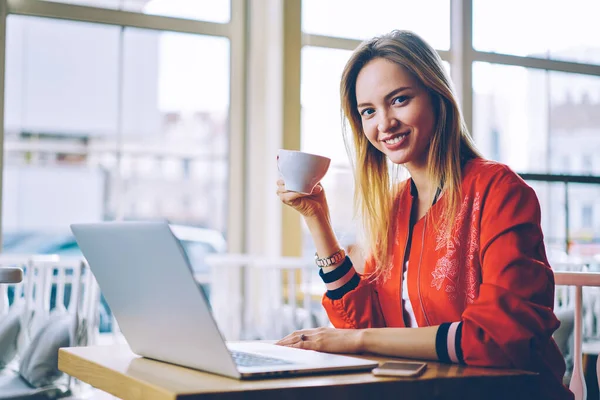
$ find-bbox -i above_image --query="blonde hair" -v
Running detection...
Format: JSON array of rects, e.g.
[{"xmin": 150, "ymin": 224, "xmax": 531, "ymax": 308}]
[{"xmin": 340, "ymin": 30, "xmax": 481, "ymax": 280}]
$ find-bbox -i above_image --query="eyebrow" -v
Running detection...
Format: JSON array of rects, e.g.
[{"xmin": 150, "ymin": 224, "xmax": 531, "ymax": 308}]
[{"xmin": 357, "ymin": 86, "xmax": 412, "ymax": 109}]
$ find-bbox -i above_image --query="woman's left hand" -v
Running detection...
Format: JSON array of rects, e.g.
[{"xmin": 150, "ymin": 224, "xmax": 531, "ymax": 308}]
[{"xmin": 275, "ymin": 327, "xmax": 364, "ymax": 354}]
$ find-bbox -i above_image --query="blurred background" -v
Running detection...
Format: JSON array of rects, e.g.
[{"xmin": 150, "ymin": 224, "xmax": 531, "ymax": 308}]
[
  {"xmin": 1, "ymin": 0, "xmax": 599, "ymax": 267},
  {"xmin": 1, "ymin": 0, "xmax": 600, "ymax": 396}
]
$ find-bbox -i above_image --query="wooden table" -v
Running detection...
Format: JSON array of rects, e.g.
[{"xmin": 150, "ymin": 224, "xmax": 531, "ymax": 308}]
[{"xmin": 58, "ymin": 344, "xmax": 541, "ymax": 400}]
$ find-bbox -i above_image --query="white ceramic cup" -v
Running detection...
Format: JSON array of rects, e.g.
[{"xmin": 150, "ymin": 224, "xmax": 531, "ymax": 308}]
[{"xmin": 277, "ymin": 149, "xmax": 331, "ymax": 194}]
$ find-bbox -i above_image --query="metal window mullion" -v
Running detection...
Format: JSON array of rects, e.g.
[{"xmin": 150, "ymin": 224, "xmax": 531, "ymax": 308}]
[
  {"xmin": 451, "ymin": 0, "xmax": 474, "ymax": 135},
  {"xmin": 0, "ymin": 0, "xmax": 7, "ymax": 250},
  {"xmin": 473, "ymin": 50, "xmax": 600, "ymax": 77},
  {"xmin": 227, "ymin": 0, "xmax": 246, "ymax": 254},
  {"xmin": 281, "ymin": 0, "xmax": 302, "ymax": 257},
  {"xmin": 302, "ymin": 33, "xmax": 360, "ymax": 51},
  {"xmin": 6, "ymin": 0, "xmax": 231, "ymax": 37}
]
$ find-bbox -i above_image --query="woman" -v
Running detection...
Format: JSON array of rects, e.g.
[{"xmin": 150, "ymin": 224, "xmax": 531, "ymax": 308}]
[{"xmin": 276, "ymin": 30, "xmax": 571, "ymax": 399}]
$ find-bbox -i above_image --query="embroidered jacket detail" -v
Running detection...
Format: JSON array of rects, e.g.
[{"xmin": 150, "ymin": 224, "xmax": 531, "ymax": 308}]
[{"xmin": 432, "ymin": 193, "xmax": 481, "ymax": 304}]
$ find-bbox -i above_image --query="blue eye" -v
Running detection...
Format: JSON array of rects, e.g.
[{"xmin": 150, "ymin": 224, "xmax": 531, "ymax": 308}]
[
  {"xmin": 360, "ymin": 108, "xmax": 375, "ymax": 117},
  {"xmin": 393, "ymin": 96, "xmax": 409, "ymax": 105}
]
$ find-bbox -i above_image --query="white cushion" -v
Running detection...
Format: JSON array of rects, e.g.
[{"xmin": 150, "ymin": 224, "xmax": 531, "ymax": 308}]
[
  {"xmin": 0, "ymin": 302, "xmax": 25, "ymax": 368},
  {"xmin": 18, "ymin": 313, "xmax": 74, "ymax": 388}
]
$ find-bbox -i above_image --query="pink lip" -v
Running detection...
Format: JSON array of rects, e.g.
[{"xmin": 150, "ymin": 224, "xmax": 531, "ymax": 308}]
[
  {"xmin": 381, "ymin": 132, "xmax": 410, "ymax": 150},
  {"xmin": 380, "ymin": 131, "xmax": 410, "ymax": 142}
]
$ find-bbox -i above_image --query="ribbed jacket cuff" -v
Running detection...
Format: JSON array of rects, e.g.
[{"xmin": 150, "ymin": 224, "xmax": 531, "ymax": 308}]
[
  {"xmin": 319, "ymin": 256, "xmax": 360, "ymax": 300},
  {"xmin": 436, "ymin": 322, "xmax": 464, "ymax": 364}
]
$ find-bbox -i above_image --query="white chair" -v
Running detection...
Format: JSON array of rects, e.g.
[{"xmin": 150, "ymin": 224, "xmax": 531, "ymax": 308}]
[
  {"xmin": 554, "ymin": 270, "xmax": 600, "ymax": 400},
  {"xmin": 0, "ymin": 254, "xmax": 97, "ymax": 399}
]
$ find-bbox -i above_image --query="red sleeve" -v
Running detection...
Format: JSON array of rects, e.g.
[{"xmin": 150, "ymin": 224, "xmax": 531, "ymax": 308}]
[
  {"xmin": 460, "ymin": 170, "xmax": 562, "ymax": 372},
  {"xmin": 321, "ymin": 256, "xmax": 386, "ymax": 329}
]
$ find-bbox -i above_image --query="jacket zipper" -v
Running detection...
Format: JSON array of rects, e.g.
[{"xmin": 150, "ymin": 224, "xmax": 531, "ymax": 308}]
[
  {"xmin": 403, "ymin": 185, "xmax": 439, "ymax": 327},
  {"xmin": 400, "ymin": 231, "xmax": 410, "ymax": 327},
  {"xmin": 399, "ymin": 197, "xmax": 412, "ymax": 328},
  {"xmin": 417, "ymin": 217, "xmax": 432, "ymax": 326}
]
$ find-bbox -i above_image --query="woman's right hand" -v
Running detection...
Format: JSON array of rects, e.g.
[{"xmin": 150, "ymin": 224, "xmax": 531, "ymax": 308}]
[{"xmin": 276, "ymin": 179, "xmax": 330, "ymax": 219}]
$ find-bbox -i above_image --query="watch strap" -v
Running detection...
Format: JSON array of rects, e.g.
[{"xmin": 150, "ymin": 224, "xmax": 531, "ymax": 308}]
[{"xmin": 314, "ymin": 248, "xmax": 346, "ymax": 267}]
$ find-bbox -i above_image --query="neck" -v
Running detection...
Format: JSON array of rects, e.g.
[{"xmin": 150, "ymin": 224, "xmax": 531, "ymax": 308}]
[{"xmin": 405, "ymin": 161, "xmax": 433, "ymax": 202}]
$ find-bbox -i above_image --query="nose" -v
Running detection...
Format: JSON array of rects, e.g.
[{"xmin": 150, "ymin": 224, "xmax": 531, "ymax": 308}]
[{"xmin": 377, "ymin": 111, "xmax": 399, "ymax": 133}]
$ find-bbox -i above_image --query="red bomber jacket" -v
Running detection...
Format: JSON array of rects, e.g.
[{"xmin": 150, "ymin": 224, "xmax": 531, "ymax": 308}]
[{"xmin": 321, "ymin": 158, "xmax": 572, "ymax": 400}]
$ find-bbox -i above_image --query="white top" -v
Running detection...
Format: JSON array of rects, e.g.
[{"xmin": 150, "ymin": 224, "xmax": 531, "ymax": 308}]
[{"xmin": 403, "ymin": 262, "xmax": 418, "ymax": 328}]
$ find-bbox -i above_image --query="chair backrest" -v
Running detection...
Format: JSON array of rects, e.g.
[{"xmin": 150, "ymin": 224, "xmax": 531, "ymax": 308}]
[
  {"xmin": 0, "ymin": 254, "xmax": 105, "ymax": 398},
  {"xmin": 554, "ymin": 267, "xmax": 600, "ymax": 400},
  {"xmin": 0, "ymin": 255, "xmax": 30, "ymax": 316},
  {"xmin": 0, "ymin": 254, "xmax": 103, "ymax": 354}
]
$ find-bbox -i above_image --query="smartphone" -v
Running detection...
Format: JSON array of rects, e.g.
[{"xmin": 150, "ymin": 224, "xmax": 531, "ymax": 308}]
[{"xmin": 371, "ymin": 361, "xmax": 427, "ymax": 377}]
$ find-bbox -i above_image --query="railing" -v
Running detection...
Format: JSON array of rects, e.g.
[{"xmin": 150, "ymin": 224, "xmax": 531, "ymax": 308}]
[{"xmin": 206, "ymin": 254, "xmax": 327, "ymax": 341}]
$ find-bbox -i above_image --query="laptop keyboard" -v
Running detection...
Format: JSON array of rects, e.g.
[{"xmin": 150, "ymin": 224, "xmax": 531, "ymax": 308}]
[{"xmin": 230, "ymin": 351, "xmax": 293, "ymax": 367}]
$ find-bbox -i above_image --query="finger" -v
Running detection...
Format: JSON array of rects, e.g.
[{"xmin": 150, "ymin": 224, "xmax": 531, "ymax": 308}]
[
  {"xmin": 292, "ymin": 336, "xmax": 317, "ymax": 351},
  {"xmin": 289, "ymin": 340, "xmax": 306, "ymax": 349},
  {"xmin": 275, "ymin": 333, "xmax": 299, "ymax": 346},
  {"xmin": 311, "ymin": 185, "xmax": 323, "ymax": 194},
  {"xmin": 275, "ymin": 329, "xmax": 313, "ymax": 346},
  {"xmin": 277, "ymin": 179, "xmax": 285, "ymax": 186},
  {"xmin": 275, "ymin": 337, "xmax": 294, "ymax": 346},
  {"xmin": 277, "ymin": 337, "xmax": 303, "ymax": 347},
  {"xmin": 279, "ymin": 192, "xmax": 306, "ymax": 203}
]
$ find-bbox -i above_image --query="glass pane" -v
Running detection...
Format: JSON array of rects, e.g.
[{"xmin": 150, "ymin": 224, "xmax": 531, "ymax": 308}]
[
  {"xmin": 4, "ymin": 16, "xmax": 120, "ymax": 242},
  {"xmin": 301, "ymin": 46, "xmax": 362, "ymax": 263},
  {"xmin": 302, "ymin": 0, "xmax": 450, "ymax": 50},
  {"xmin": 473, "ymin": 0, "xmax": 600, "ymax": 65},
  {"xmin": 107, "ymin": 28, "xmax": 231, "ymax": 248},
  {"xmin": 473, "ymin": 62, "xmax": 600, "ymax": 174},
  {"xmin": 526, "ymin": 181, "xmax": 600, "ymax": 263},
  {"xmin": 473, "ymin": 63, "xmax": 600, "ymax": 261},
  {"xmin": 3, "ymin": 16, "xmax": 230, "ymax": 270},
  {"xmin": 41, "ymin": 0, "xmax": 231, "ymax": 23},
  {"xmin": 547, "ymin": 71, "xmax": 600, "ymax": 176}
]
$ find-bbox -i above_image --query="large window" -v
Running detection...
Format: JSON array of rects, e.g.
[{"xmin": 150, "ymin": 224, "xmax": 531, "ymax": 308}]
[
  {"xmin": 3, "ymin": 0, "xmax": 600, "ymax": 277},
  {"xmin": 471, "ymin": 0, "xmax": 600, "ymax": 257},
  {"xmin": 2, "ymin": 3, "xmax": 232, "ymax": 277},
  {"xmin": 301, "ymin": 46, "xmax": 354, "ymax": 251}
]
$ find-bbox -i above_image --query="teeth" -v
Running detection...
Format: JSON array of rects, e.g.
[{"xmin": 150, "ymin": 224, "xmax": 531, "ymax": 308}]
[{"xmin": 384, "ymin": 134, "xmax": 407, "ymax": 145}]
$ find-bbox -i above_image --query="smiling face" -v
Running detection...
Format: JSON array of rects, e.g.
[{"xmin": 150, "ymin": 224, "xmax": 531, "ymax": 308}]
[{"xmin": 355, "ymin": 57, "xmax": 436, "ymax": 169}]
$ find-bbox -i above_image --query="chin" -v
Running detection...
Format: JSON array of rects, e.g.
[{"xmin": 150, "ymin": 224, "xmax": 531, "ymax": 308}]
[{"xmin": 385, "ymin": 153, "xmax": 411, "ymax": 165}]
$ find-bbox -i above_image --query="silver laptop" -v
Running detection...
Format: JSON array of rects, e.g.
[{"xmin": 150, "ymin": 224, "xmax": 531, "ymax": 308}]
[{"xmin": 70, "ymin": 221, "xmax": 378, "ymax": 379}]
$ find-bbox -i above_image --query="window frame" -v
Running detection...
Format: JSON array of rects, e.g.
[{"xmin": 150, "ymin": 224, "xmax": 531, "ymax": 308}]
[
  {"xmin": 2, "ymin": 0, "xmax": 600, "ymax": 257},
  {"xmin": 0, "ymin": 0, "xmax": 246, "ymax": 252}
]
